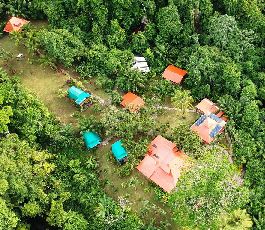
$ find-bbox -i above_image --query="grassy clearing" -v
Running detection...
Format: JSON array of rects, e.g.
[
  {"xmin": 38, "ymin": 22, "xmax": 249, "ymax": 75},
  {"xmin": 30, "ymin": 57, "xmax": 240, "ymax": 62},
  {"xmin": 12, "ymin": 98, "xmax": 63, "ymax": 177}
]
[
  {"xmin": 94, "ymin": 143, "xmax": 176, "ymax": 228},
  {"xmin": 157, "ymin": 109, "xmax": 198, "ymax": 130},
  {"xmin": 0, "ymin": 29, "xmax": 197, "ymax": 229}
]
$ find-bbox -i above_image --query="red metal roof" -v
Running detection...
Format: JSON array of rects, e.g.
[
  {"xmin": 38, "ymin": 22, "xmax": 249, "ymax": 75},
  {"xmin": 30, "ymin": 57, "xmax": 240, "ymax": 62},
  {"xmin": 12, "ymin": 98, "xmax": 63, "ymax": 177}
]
[
  {"xmin": 121, "ymin": 92, "xmax": 144, "ymax": 112},
  {"xmin": 3, "ymin": 17, "xmax": 29, "ymax": 33},
  {"xmin": 137, "ymin": 135, "xmax": 188, "ymax": 193},
  {"xmin": 163, "ymin": 65, "xmax": 188, "ymax": 84},
  {"xmin": 196, "ymin": 98, "xmax": 219, "ymax": 114}
]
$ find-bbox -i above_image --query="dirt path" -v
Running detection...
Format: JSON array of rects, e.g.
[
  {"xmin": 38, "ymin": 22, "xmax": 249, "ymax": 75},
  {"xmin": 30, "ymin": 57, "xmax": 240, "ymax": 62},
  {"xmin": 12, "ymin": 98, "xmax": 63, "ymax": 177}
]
[{"xmin": 155, "ymin": 105, "xmax": 196, "ymax": 112}]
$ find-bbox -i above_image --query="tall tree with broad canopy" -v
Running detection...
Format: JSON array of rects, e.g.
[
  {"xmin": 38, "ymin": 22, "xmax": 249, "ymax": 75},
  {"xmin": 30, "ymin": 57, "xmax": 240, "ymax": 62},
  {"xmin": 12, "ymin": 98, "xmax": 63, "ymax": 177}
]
[{"xmin": 169, "ymin": 148, "xmax": 250, "ymax": 229}]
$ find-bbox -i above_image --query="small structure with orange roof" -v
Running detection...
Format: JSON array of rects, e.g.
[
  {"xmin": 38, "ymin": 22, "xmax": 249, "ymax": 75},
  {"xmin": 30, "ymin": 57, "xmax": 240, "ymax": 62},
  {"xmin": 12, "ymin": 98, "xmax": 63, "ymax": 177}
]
[
  {"xmin": 137, "ymin": 135, "xmax": 188, "ymax": 193},
  {"xmin": 163, "ymin": 65, "xmax": 188, "ymax": 84},
  {"xmin": 195, "ymin": 98, "xmax": 219, "ymax": 115},
  {"xmin": 121, "ymin": 92, "xmax": 144, "ymax": 112},
  {"xmin": 3, "ymin": 17, "xmax": 29, "ymax": 33},
  {"xmin": 191, "ymin": 113, "xmax": 226, "ymax": 144}
]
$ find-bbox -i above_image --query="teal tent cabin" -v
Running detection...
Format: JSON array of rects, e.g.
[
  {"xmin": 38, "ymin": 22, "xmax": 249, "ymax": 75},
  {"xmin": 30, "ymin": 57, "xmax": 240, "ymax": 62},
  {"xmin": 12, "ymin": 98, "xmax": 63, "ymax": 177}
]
[
  {"xmin": 68, "ymin": 86, "xmax": 91, "ymax": 106},
  {"xmin": 83, "ymin": 131, "xmax": 102, "ymax": 149},
  {"xmin": 111, "ymin": 140, "xmax": 128, "ymax": 164}
]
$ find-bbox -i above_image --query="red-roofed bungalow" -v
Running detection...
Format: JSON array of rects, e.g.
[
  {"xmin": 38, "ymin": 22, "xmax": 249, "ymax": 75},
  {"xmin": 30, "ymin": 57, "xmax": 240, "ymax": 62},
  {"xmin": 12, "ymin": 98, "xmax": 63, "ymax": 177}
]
[
  {"xmin": 196, "ymin": 98, "xmax": 219, "ymax": 115},
  {"xmin": 163, "ymin": 65, "xmax": 188, "ymax": 84},
  {"xmin": 191, "ymin": 113, "xmax": 226, "ymax": 144},
  {"xmin": 121, "ymin": 92, "xmax": 144, "ymax": 112},
  {"xmin": 137, "ymin": 135, "xmax": 188, "ymax": 193},
  {"xmin": 3, "ymin": 17, "xmax": 29, "ymax": 33}
]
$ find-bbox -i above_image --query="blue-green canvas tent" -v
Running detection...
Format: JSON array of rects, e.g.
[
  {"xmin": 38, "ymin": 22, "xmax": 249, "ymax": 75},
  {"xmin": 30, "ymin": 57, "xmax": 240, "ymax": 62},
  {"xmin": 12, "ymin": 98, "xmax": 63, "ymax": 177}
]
[
  {"xmin": 83, "ymin": 131, "xmax": 101, "ymax": 149},
  {"xmin": 68, "ymin": 86, "xmax": 91, "ymax": 105},
  {"xmin": 111, "ymin": 140, "xmax": 128, "ymax": 164}
]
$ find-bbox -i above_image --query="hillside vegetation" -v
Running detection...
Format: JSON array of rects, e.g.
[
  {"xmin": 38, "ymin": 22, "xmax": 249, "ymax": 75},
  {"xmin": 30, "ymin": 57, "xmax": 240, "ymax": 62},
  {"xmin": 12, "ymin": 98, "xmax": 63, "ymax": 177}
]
[{"xmin": 0, "ymin": 0, "xmax": 264, "ymax": 229}]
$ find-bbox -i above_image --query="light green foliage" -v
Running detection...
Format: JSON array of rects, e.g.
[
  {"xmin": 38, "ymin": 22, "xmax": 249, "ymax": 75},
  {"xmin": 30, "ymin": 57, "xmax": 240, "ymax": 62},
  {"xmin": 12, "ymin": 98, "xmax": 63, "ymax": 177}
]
[
  {"xmin": 0, "ymin": 198, "xmax": 19, "ymax": 230},
  {"xmin": 0, "ymin": 96, "xmax": 12, "ymax": 133},
  {"xmin": 169, "ymin": 149, "xmax": 250, "ymax": 229},
  {"xmin": 109, "ymin": 90, "xmax": 122, "ymax": 106},
  {"xmin": 219, "ymin": 209, "xmax": 253, "ymax": 230},
  {"xmin": 0, "ymin": 179, "xmax": 8, "ymax": 195},
  {"xmin": 171, "ymin": 89, "xmax": 194, "ymax": 116},
  {"xmin": 0, "ymin": 134, "xmax": 55, "ymax": 210},
  {"xmin": 240, "ymin": 80, "xmax": 258, "ymax": 105},
  {"xmin": 22, "ymin": 201, "xmax": 42, "ymax": 217}
]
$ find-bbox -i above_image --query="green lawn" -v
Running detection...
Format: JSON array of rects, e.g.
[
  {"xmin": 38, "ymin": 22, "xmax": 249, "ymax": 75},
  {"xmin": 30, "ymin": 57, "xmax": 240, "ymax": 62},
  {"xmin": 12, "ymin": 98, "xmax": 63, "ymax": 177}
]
[{"xmin": 1, "ymin": 30, "xmax": 196, "ymax": 229}]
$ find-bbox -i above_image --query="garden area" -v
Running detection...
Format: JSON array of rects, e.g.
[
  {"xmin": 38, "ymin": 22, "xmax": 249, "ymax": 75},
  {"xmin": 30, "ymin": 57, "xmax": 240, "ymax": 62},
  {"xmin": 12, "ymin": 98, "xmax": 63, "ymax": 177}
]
[{"xmin": 0, "ymin": 1, "xmax": 264, "ymax": 230}]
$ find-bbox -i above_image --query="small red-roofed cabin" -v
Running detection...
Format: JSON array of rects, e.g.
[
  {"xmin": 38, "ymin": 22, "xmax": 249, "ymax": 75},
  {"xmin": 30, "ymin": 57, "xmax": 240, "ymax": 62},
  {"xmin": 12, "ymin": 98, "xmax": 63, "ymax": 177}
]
[
  {"xmin": 121, "ymin": 92, "xmax": 144, "ymax": 112},
  {"xmin": 196, "ymin": 98, "xmax": 219, "ymax": 115},
  {"xmin": 163, "ymin": 65, "xmax": 188, "ymax": 84},
  {"xmin": 137, "ymin": 135, "xmax": 188, "ymax": 193},
  {"xmin": 3, "ymin": 17, "xmax": 29, "ymax": 33}
]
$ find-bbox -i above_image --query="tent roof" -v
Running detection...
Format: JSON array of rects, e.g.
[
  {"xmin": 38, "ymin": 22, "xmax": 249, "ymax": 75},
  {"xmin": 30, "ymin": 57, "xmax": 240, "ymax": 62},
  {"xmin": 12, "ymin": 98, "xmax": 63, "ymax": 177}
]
[
  {"xmin": 196, "ymin": 98, "xmax": 219, "ymax": 114},
  {"xmin": 68, "ymin": 86, "xmax": 91, "ymax": 105},
  {"xmin": 83, "ymin": 131, "xmax": 101, "ymax": 149},
  {"xmin": 3, "ymin": 17, "xmax": 29, "ymax": 33},
  {"xmin": 68, "ymin": 86, "xmax": 84, "ymax": 99},
  {"xmin": 111, "ymin": 140, "xmax": 128, "ymax": 160},
  {"xmin": 121, "ymin": 92, "xmax": 144, "ymax": 112},
  {"xmin": 191, "ymin": 114, "xmax": 226, "ymax": 144},
  {"xmin": 137, "ymin": 135, "xmax": 188, "ymax": 192},
  {"xmin": 163, "ymin": 65, "xmax": 188, "ymax": 84}
]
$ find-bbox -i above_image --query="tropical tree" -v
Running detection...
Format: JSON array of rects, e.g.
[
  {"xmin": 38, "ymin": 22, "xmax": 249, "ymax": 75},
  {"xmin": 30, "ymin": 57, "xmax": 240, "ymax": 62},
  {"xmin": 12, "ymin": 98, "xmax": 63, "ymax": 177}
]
[
  {"xmin": 171, "ymin": 89, "xmax": 194, "ymax": 117},
  {"xmin": 169, "ymin": 148, "xmax": 250, "ymax": 229},
  {"xmin": 0, "ymin": 134, "xmax": 56, "ymax": 224},
  {"xmin": 208, "ymin": 14, "xmax": 256, "ymax": 62}
]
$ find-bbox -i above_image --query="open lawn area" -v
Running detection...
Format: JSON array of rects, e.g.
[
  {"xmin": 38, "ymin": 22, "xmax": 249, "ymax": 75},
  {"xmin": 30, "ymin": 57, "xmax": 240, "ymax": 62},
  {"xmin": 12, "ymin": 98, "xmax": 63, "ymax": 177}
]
[{"xmin": 0, "ymin": 31, "xmax": 195, "ymax": 229}]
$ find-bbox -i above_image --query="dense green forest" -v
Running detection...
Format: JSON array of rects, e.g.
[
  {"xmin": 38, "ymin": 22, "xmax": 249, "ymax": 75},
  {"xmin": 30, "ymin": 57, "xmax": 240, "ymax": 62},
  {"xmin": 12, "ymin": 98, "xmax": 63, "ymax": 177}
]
[{"xmin": 0, "ymin": 0, "xmax": 264, "ymax": 229}]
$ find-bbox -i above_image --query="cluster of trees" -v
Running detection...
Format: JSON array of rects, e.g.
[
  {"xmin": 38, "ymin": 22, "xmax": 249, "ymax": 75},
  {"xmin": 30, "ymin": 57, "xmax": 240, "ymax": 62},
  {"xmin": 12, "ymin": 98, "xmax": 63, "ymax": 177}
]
[
  {"xmin": 0, "ymin": 69, "xmax": 148, "ymax": 229},
  {"xmin": 1, "ymin": 0, "xmax": 265, "ymax": 228}
]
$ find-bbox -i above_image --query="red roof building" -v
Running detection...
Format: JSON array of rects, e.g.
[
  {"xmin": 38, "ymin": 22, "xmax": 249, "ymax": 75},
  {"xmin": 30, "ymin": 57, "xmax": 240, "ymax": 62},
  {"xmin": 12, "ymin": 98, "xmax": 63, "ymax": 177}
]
[
  {"xmin": 137, "ymin": 135, "xmax": 188, "ymax": 193},
  {"xmin": 195, "ymin": 98, "xmax": 219, "ymax": 115},
  {"xmin": 121, "ymin": 92, "xmax": 144, "ymax": 112},
  {"xmin": 191, "ymin": 113, "xmax": 226, "ymax": 144},
  {"xmin": 3, "ymin": 17, "xmax": 29, "ymax": 33},
  {"xmin": 163, "ymin": 65, "xmax": 188, "ymax": 84}
]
